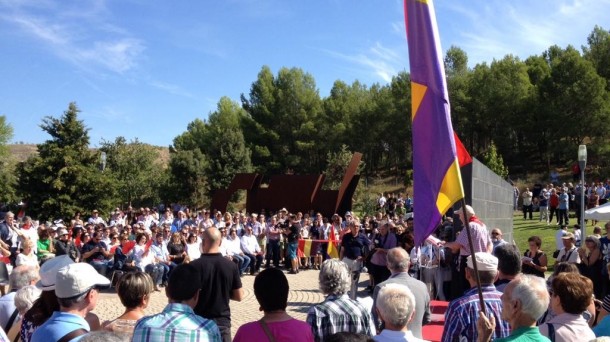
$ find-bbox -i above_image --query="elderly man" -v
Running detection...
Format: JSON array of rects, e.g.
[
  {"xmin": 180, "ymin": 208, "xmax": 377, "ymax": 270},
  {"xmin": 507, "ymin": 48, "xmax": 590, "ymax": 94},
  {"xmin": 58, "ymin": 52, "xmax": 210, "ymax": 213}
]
[
  {"xmin": 307, "ymin": 259, "xmax": 376, "ymax": 341},
  {"xmin": 477, "ymin": 275, "xmax": 550, "ymax": 342},
  {"xmin": 441, "ymin": 252, "xmax": 510, "ymax": 342},
  {"xmin": 0, "ymin": 265, "xmax": 39, "ymax": 332},
  {"xmin": 555, "ymin": 232, "xmax": 580, "ymax": 265},
  {"xmin": 443, "ymin": 205, "xmax": 492, "ymax": 297},
  {"xmin": 374, "ymin": 284, "xmax": 427, "ymax": 342},
  {"xmin": 373, "ymin": 247, "xmax": 430, "ymax": 339},
  {"xmin": 240, "ymin": 225, "xmax": 263, "ymax": 275},
  {"xmin": 340, "ymin": 219, "xmax": 370, "ymax": 299},
  {"xmin": 491, "ymin": 228, "xmax": 508, "ymax": 256},
  {"xmin": 31, "ymin": 263, "xmax": 110, "ymax": 342}
]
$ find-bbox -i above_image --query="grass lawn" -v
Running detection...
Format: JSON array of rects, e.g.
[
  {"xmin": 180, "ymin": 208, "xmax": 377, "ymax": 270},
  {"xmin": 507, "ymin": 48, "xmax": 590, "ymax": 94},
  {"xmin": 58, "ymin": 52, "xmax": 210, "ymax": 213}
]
[{"xmin": 510, "ymin": 212, "xmax": 595, "ymax": 272}]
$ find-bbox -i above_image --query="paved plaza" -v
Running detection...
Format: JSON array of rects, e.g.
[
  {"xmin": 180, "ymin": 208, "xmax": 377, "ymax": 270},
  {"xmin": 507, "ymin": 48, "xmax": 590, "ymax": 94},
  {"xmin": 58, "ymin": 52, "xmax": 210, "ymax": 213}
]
[{"xmin": 93, "ymin": 269, "xmax": 372, "ymax": 336}]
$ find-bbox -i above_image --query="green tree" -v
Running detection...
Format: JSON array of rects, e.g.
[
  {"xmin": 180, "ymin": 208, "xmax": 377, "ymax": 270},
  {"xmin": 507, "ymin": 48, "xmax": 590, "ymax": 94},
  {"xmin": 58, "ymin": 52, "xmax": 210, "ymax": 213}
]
[
  {"xmin": 99, "ymin": 137, "xmax": 164, "ymax": 207},
  {"xmin": 482, "ymin": 142, "xmax": 509, "ymax": 178},
  {"xmin": 0, "ymin": 115, "xmax": 17, "ymax": 204},
  {"xmin": 16, "ymin": 103, "xmax": 115, "ymax": 220},
  {"xmin": 323, "ymin": 144, "xmax": 364, "ymax": 190},
  {"xmin": 204, "ymin": 97, "xmax": 252, "ymax": 194},
  {"xmin": 166, "ymin": 149, "xmax": 208, "ymax": 206},
  {"xmin": 583, "ymin": 26, "xmax": 610, "ymax": 89}
]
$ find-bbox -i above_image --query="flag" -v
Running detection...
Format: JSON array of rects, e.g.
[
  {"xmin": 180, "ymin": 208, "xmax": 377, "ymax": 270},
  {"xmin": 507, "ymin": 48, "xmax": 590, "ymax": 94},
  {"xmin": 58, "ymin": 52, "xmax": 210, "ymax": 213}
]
[
  {"xmin": 327, "ymin": 226, "xmax": 339, "ymax": 259},
  {"xmin": 405, "ymin": 0, "xmax": 465, "ymax": 245},
  {"xmin": 122, "ymin": 240, "xmax": 136, "ymax": 254},
  {"xmin": 298, "ymin": 239, "xmax": 323, "ymax": 258},
  {"xmin": 454, "ymin": 131, "xmax": 472, "ymax": 167}
]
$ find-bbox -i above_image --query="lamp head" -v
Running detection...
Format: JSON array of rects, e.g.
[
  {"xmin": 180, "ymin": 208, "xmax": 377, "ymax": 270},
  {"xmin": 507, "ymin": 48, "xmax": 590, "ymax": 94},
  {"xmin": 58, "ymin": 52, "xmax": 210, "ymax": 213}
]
[{"xmin": 578, "ymin": 145, "xmax": 587, "ymax": 162}]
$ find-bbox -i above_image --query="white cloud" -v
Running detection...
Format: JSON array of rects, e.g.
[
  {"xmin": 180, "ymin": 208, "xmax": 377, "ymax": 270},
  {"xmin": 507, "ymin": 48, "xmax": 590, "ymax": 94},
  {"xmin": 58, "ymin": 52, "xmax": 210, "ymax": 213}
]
[
  {"xmin": 0, "ymin": 1, "xmax": 144, "ymax": 75},
  {"xmin": 149, "ymin": 80, "xmax": 194, "ymax": 98},
  {"xmin": 440, "ymin": 0, "xmax": 610, "ymax": 65}
]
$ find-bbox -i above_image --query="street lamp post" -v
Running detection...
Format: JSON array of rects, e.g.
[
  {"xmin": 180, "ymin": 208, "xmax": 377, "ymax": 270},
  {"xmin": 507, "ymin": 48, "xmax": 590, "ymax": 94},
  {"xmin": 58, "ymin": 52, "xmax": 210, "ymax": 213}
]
[
  {"xmin": 578, "ymin": 145, "xmax": 587, "ymax": 238},
  {"xmin": 100, "ymin": 152, "xmax": 107, "ymax": 172}
]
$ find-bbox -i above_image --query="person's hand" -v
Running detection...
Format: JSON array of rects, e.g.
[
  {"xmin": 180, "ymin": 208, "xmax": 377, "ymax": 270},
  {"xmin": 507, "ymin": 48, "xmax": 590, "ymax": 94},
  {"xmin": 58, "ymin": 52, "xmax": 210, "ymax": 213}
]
[{"xmin": 476, "ymin": 311, "xmax": 495, "ymax": 342}]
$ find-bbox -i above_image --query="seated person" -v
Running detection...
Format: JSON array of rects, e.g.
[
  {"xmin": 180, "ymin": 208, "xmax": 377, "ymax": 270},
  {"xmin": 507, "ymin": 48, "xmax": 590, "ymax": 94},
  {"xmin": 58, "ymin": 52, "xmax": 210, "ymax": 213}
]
[
  {"xmin": 81, "ymin": 231, "xmax": 112, "ymax": 277},
  {"xmin": 234, "ymin": 268, "xmax": 314, "ymax": 341}
]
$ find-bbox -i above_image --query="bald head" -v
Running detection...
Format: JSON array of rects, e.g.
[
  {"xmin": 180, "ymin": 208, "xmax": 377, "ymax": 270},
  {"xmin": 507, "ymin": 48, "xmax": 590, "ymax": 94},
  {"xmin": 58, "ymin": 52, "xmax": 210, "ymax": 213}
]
[
  {"xmin": 202, "ymin": 227, "xmax": 221, "ymax": 252},
  {"xmin": 386, "ymin": 247, "xmax": 410, "ymax": 272}
]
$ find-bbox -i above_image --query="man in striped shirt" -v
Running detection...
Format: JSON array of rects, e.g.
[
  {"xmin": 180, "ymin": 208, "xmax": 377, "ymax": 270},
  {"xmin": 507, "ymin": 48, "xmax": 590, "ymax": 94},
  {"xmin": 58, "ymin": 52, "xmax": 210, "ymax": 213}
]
[
  {"xmin": 307, "ymin": 259, "xmax": 376, "ymax": 342},
  {"xmin": 441, "ymin": 252, "xmax": 510, "ymax": 342},
  {"xmin": 132, "ymin": 263, "xmax": 221, "ymax": 342}
]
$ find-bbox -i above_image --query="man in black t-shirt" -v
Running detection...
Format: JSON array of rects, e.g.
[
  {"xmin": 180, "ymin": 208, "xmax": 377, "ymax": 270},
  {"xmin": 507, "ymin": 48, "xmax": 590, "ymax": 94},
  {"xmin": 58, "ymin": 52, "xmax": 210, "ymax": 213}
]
[
  {"xmin": 284, "ymin": 214, "xmax": 300, "ymax": 274},
  {"xmin": 81, "ymin": 231, "xmax": 111, "ymax": 277},
  {"xmin": 340, "ymin": 220, "xmax": 370, "ymax": 299},
  {"xmin": 191, "ymin": 227, "xmax": 243, "ymax": 342}
]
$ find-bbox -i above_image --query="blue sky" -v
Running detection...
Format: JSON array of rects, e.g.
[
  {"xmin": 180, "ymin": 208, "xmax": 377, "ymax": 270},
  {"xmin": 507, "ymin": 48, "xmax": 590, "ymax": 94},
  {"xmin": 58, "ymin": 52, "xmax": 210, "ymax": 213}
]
[{"xmin": 1, "ymin": 0, "xmax": 609, "ymax": 147}]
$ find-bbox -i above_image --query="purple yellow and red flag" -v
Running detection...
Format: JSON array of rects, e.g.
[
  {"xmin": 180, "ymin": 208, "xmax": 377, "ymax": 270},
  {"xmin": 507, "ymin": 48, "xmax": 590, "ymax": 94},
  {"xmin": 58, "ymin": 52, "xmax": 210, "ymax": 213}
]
[{"xmin": 404, "ymin": 0, "xmax": 465, "ymax": 245}]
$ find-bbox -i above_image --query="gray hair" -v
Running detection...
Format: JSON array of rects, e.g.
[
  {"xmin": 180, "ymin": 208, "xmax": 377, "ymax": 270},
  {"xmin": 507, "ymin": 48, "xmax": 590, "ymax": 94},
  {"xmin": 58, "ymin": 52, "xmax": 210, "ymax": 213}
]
[
  {"xmin": 376, "ymin": 283, "xmax": 415, "ymax": 328},
  {"xmin": 386, "ymin": 247, "xmax": 410, "ymax": 272},
  {"xmin": 80, "ymin": 331, "xmax": 129, "ymax": 342},
  {"xmin": 9, "ymin": 265, "xmax": 39, "ymax": 291},
  {"xmin": 14, "ymin": 285, "xmax": 41, "ymax": 315},
  {"xmin": 319, "ymin": 259, "xmax": 350, "ymax": 295},
  {"xmin": 456, "ymin": 205, "xmax": 475, "ymax": 217},
  {"xmin": 511, "ymin": 274, "xmax": 549, "ymax": 321}
]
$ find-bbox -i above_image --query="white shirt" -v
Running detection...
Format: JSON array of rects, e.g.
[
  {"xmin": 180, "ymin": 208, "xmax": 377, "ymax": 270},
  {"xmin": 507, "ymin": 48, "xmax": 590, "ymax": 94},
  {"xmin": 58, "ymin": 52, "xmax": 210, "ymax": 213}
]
[
  {"xmin": 186, "ymin": 242, "xmax": 201, "ymax": 260},
  {"xmin": 522, "ymin": 191, "xmax": 533, "ymax": 206},
  {"xmin": 240, "ymin": 234, "xmax": 260, "ymax": 255},
  {"xmin": 226, "ymin": 236, "xmax": 243, "ymax": 256},
  {"xmin": 556, "ymin": 246, "xmax": 580, "ymax": 264},
  {"xmin": 220, "ymin": 238, "xmax": 231, "ymax": 257}
]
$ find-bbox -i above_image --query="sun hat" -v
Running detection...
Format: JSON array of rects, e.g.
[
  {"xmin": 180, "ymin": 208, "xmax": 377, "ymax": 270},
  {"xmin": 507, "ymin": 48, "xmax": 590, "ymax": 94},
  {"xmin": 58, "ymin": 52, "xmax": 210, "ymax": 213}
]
[
  {"xmin": 35, "ymin": 255, "xmax": 74, "ymax": 291},
  {"xmin": 55, "ymin": 263, "xmax": 111, "ymax": 298}
]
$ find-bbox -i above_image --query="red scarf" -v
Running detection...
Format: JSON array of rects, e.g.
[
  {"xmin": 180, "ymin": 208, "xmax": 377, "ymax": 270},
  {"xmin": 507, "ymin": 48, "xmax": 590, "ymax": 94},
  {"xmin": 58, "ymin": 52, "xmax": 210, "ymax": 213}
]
[{"xmin": 469, "ymin": 215, "xmax": 483, "ymax": 226}]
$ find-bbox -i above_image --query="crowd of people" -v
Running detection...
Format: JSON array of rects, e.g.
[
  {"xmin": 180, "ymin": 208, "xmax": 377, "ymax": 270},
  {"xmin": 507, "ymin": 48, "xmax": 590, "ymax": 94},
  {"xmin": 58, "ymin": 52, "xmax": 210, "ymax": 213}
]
[{"xmin": 0, "ymin": 198, "xmax": 609, "ymax": 342}]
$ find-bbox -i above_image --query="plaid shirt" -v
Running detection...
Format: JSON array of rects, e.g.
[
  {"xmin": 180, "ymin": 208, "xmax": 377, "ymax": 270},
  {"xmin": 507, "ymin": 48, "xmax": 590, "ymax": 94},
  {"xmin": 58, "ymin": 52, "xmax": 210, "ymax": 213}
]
[
  {"xmin": 306, "ymin": 294, "xmax": 376, "ymax": 342},
  {"xmin": 132, "ymin": 303, "xmax": 222, "ymax": 342},
  {"xmin": 441, "ymin": 285, "xmax": 510, "ymax": 342}
]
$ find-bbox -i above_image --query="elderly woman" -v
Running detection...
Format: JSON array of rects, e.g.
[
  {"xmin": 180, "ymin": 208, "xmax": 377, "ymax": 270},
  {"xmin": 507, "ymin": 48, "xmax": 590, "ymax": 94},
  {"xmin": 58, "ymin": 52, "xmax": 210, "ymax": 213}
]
[
  {"xmin": 306, "ymin": 259, "xmax": 376, "ymax": 341},
  {"xmin": 103, "ymin": 271, "xmax": 153, "ymax": 334},
  {"xmin": 578, "ymin": 235, "xmax": 603, "ymax": 299},
  {"xmin": 539, "ymin": 273, "xmax": 595, "ymax": 341},
  {"xmin": 16, "ymin": 239, "xmax": 38, "ymax": 268},
  {"xmin": 6, "ymin": 285, "xmax": 42, "ymax": 341},
  {"xmin": 233, "ymin": 269, "xmax": 314, "ymax": 342},
  {"xmin": 521, "ymin": 236, "xmax": 548, "ymax": 278}
]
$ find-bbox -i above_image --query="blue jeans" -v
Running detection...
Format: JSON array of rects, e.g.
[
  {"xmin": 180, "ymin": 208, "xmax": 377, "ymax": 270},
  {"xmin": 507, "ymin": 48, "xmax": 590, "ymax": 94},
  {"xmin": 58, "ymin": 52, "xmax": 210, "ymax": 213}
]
[
  {"xmin": 145, "ymin": 263, "xmax": 164, "ymax": 286},
  {"xmin": 232, "ymin": 254, "xmax": 250, "ymax": 275}
]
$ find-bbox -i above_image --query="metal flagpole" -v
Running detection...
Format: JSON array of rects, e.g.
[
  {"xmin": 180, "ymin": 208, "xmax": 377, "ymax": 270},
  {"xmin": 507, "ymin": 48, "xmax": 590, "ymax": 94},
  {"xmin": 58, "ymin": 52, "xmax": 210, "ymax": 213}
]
[{"xmin": 459, "ymin": 199, "xmax": 486, "ymax": 315}]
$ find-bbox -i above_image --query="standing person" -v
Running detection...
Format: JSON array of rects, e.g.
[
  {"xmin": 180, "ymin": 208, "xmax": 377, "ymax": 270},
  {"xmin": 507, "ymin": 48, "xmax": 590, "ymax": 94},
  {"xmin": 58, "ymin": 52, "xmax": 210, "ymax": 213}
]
[
  {"xmin": 369, "ymin": 223, "xmax": 398, "ymax": 287},
  {"xmin": 31, "ymin": 263, "xmax": 110, "ymax": 342},
  {"xmin": 284, "ymin": 215, "xmax": 301, "ymax": 274},
  {"xmin": 103, "ymin": 271, "xmax": 153, "ymax": 334},
  {"xmin": 132, "ymin": 264, "xmax": 222, "ymax": 342},
  {"xmin": 372, "ymin": 248, "xmax": 430, "ymax": 339},
  {"xmin": 555, "ymin": 233, "xmax": 580, "ymax": 265},
  {"xmin": 522, "ymin": 187, "xmax": 534, "ymax": 220},
  {"xmin": 265, "ymin": 216, "xmax": 282, "ymax": 268},
  {"xmin": 340, "ymin": 219, "xmax": 370, "ymax": 299},
  {"xmin": 521, "ymin": 236, "xmax": 548, "ymax": 278},
  {"xmin": 441, "ymin": 253, "xmax": 510, "ymax": 342},
  {"xmin": 233, "ymin": 269, "xmax": 314, "ymax": 342},
  {"xmin": 578, "ymin": 235, "xmax": 603, "ymax": 300},
  {"xmin": 558, "ymin": 189, "xmax": 570, "ymax": 226},
  {"xmin": 512, "ymin": 186, "xmax": 520, "ymax": 212},
  {"xmin": 306, "ymin": 259, "xmax": 375, "ymax": 341},
  {"xmin": 490, "ymin": 228, "xmax": 508, "ymax": 256},
  {"xmin": 191, "ymin": 227, "xmax": 243, "ymax": 342},
  {"xmin": 548, "ymin": 188, "xmax": 559, "ymax": 224},
  {"xmin": 443, "ymin": 205, "xmax": 492, "ymax": 297},
  {"xmin": 539, "ymin": 187, "xmax": 550, "ymax": 224}
]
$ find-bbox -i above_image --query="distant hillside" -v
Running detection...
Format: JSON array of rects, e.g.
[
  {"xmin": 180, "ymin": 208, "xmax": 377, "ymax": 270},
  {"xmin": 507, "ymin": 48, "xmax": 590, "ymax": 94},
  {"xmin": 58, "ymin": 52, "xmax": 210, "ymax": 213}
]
[{"xmin": 9, "ymin": 144, "xmax": 170, "ymax": 165}]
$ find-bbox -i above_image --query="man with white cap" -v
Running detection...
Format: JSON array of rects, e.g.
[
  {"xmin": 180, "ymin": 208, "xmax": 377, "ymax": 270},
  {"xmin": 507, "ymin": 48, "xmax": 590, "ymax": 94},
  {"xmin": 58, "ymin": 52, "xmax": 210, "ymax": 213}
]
[
  {"xmin": 441, "ymin": 252, "xmax": 510, "ymax": 342},
  {"xmin": 555, "ymin": 232, "xmax": 580, "ymax": 265},
  {"xmin": 31, "ymin": 262, "xmax": 110, "ymax": 342}
]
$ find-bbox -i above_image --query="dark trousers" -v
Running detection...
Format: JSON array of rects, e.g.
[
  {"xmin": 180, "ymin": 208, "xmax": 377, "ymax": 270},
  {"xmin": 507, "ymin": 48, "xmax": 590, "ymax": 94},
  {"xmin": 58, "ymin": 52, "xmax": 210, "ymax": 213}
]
[
  {"xmin": 265, "ymin": 240, "xmax": 280, "ymax": 267},
  {"xmin": 215, "ymin": 322, "xmax": 231, "ymax": 342},
  {"xmin": 558, "ymin": 209, "xmax": 569, "ymax": 225},
  {"xmin": 523, "ymin": 205, "xmax": 533, "ymax": 219},
  {"xmin": 245, "ymin": 253, "xmax": 263, "ymax": 274},
  {"xmin": 549, "ymin": 207, "xmax": 558, "ymax": 222}
]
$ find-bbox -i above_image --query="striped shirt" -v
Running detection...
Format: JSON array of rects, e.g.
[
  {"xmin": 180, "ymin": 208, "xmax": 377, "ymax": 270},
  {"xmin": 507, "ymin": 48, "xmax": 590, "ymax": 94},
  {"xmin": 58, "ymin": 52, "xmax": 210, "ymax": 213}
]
[
  {"xmin": 456, "ymin": 220, "xmax": 491, "ymax": 256},
  {"xmin": 441, "ymin": 285, "xmax": 510, "ymax": 342},
  {"xmin": 306, "ymin": 294, "xmax": 376, "ymax": 342},
  {"xmin": 132, "ymin": 303, "xmax": 222, "ymax": 342}
]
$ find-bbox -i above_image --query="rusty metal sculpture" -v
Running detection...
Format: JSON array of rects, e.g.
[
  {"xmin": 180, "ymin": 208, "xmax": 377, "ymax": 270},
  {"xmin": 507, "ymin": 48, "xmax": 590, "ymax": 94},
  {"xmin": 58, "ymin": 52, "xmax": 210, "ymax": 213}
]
[{"xmin": 210, "ymin": 153, "xmax": 363, "ymax": 217}]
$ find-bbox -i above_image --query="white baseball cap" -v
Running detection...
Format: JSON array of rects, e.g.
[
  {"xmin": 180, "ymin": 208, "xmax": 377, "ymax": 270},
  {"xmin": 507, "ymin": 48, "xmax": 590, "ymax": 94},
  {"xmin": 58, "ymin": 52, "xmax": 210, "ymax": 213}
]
[
  {"xmin": 55, "ymin": 263, "xmax": 111, "ymax": 298},
  {"xmin": 36, "ymin": 255, "xmax": 74, "ymax": 291},
  {"xmin": 466, "ymin": 252, "xmax": 498, "ymax": 272}
]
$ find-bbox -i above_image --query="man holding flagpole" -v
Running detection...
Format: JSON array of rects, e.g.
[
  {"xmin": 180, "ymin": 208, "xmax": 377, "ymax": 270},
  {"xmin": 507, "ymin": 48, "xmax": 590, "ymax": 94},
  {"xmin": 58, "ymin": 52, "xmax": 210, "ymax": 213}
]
[{"xmin": 443, "ymin": 205, "xmax": 492, "ymax": 298}]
